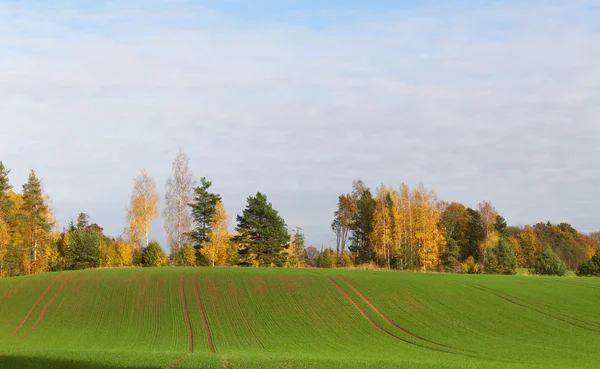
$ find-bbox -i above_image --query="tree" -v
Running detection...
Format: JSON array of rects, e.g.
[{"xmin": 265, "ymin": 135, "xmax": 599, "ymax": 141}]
[
  {"xmin": 76, "ymin": 213, "xmax": 90, "ymax": 230},
  {"xmin": 484, "ymin": 238, "xmax": 517, "ymax": 275},
  {"xmin": 189, "ymin": 178, "xmax": 222, "ymax": 255},
  {"xmin": 201, "ymin": 201, "xmax": 231, "ymax": 267},
  {"xmin": 577, "ymin": 249, "xmax": 600, "ymax": 276},
  {"xmin": 477, "ymin": 201, "xmax": 498, "ymax": 268},
  {"xmin": 164, "ymin": 150, "xmax": 195, "ymax": 262},
  {"xmin": 349, "ymin": 189, "xmax": 376, "ymax": 263},
  {"xmin": 0, "ymin": 214, "xmax": 8, "ymax": 277},
  {"xmin": 142, "ymin": 241, "xmax": 168, "ymax": 267},
  {"xmin": 306, "ymin": 246, "xmax": 319, "ymax": 261},
  {"xmin": 440, "ymin": 202, "xmax": 469, "ymax": 273},
  {"xmin": 70, "ymin": 228, "xmax": 100, "ymax": 269},
  {"xmin": 20, "ymin": 170, "xmax": 53, "ymax": 271},
  {"xmin": 287, "ymin": 227, "xmax": 306, "ymax": 268},
  {"xmin": 331, "ymin": 194, "xmax": 356, "ymax": 256},
  {"xmin": 233, "ymin": 192, "xmax": 290, "ymax": 267},
  {"xmin": 0, "ymin": 162, "xmax": 13, "ymax": 220},
  {"xmin": 371, "ymin": 185, "xmax": 394, "ymax": 269},
  {"xmin": 126, "ymin": 170, "xmax": 159, "ymax": 248},
  {"xmin": 412, "ymin": 184, "xmax": 444, "ymax": 271},
  {"xmin": 464, "ymin": 208, "xmax": 484, "ymax": 262},
  {"xmin": 180, "ymin": 243, "xmax": 197, "ymax": 266},
  {"xmin": 531, "ymin": 247, "xmax": 567, "ymax": 276}
]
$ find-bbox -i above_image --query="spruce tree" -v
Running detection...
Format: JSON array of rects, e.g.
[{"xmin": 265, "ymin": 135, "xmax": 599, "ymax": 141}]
[
  {"xmin": 20, "ymin": 170, "xmax": 52, "ymax": 265},
  {"xmin": 233, "ymin": 192, "xmax": 290, "ymax": 267},
  {"xmin": 349, "ymin": 189, "xmax": 376, "ymax": 263},
  {"xmin": 189, "ymin": 178, "xmax": 222, "ymax": 254}
]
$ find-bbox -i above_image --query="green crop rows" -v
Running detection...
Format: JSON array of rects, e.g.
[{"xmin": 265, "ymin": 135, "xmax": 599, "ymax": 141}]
[{"xmin": 0, "ymin": 267, "xmax": 599, "ymax": 368}]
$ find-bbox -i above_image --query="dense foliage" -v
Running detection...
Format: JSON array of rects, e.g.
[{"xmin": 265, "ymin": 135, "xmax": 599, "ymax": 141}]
[
  {"xmin": 531, "ymin": 248, "xmax": 567, "ymax": 276},
  {"xmin": 0, "ymin": 156, "xmax": 598, "ymax": 277}
]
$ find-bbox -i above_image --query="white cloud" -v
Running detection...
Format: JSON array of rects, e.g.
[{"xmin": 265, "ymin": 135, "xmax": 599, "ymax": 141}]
[{"xmin": 1, "ymin": 0, "xmax": 599, "ymax": 248}]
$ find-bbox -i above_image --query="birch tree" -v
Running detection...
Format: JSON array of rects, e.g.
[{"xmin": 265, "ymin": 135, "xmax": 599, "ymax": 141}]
[
  {"xmin": 126, "ymin": 169, "xmax": 159, "ymax": 248},
  {"xmin": 163, "ymin": 150, "xmax": 195, "ymax": 260}
]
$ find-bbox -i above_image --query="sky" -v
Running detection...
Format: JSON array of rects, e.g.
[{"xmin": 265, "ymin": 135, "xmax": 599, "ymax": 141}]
[{"xmin": 1, "ymin": 0, "xmax": 600, "ymax": 250}]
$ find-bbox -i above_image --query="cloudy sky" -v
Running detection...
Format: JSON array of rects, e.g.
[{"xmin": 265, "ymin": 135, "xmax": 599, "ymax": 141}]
[{"xmin": 1, "ymin": 0, "xmax": 599, "ymax": 249}]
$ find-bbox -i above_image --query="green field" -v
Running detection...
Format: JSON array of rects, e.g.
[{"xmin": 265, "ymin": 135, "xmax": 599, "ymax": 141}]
[{"xmin": 0, "ymin": 268, "xmax": 599, "ymax": 368}]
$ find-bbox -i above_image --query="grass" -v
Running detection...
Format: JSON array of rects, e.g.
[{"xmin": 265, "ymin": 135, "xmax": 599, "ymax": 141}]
[{"xmin": 0, "ymin": 267, "xmax": 599, "ymax": 368}]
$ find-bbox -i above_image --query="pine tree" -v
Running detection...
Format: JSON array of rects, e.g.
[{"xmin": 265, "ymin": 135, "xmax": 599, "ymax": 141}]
[
  {"xmin": 349, "ymin": 189, "xmax": 376, "ymax": 263},
  {"xmin": 233, "ymin": 192, "xmax": 290, "ymax": 267},
  {"xmin": 189, "ymin": 178, "xmax": 222, "ymax": 255},
  {"xmin": 20, "ymin": 170, "xmax": 52, "ymax": 271}
]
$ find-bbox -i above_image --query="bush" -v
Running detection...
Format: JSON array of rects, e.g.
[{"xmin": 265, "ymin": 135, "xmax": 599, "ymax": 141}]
[
  {"xmin": 180, "ymin": 243, "xmax": 197, "ymax": 266},
  {"xmin": 337, "ymin": 253, "xmax": 354, "ymax": 268},
  {"xmin": 142, "ymin": 241, "xmax": 168, "ymax": 267},
  {"xmin": 461, "ymin": 256, "xmax": 479, "ymax": 274},
  {"xmin": 530, "ymin": 247, "xmax": 567, "ymax": 276},
  {"xmin": 577, "ymin": 250, "xmax": 600, "ymax": 276}
]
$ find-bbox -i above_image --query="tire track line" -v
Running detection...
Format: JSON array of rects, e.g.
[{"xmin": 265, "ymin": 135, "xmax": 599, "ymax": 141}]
[
  {"xmin": 193, "ymin": 269, "xmax": 216, "ymax": 354},
  {"xmin": 163, "ymin": 354, "xmax": 187, "ymax": 369},
  {"xmin": 472, "ymin": 285, "xmax": 600, "ymax": 333},
  {"xmin": 328, "ymin": 276, "xmax": 460, "ymax": 356},
  {"xmin": 180, "ymin": 272, "xmax": 194, "ymax": 354},
  {"xmin": 482, "ymin": 287, "xmax": 600, "ymax": 329},
  {"xmin": 0, "ymin": 273, "xmax": 63, "ymax": 343},
  {"xmin": 13, "ymin": 272, "xmax": 77, "ymax": 344},
  {"xmin": 338, "ymin": 276, "xmax": 478, "ymax": 354},
  {"xmin": 329, "ymin": 276, "xmax": 516, "ymax": 364}
]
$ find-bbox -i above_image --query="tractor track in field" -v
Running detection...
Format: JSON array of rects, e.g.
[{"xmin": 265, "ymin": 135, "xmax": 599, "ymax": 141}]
[
  {"xmin": 164, "ymin": 354, "xmax": 188, "ymax": 369},
  {"xmin": 327, "ymin": 276, "xmax": 484, "ymax": 359},
  {"xmin": 180, "ymin": 272, "xmax": 194, "ymax": 354},
  {"xmin": 0, "ymin": 273, "xmax": 63, "ymax": 343},
  {"xmin": 338, "ymin": 276, "xmax": 479, "ymax": 355},
  {"xmin": 482, "ymin": 287, "xmax": 600, "ymax": 329},
  {"xmin": 472, "ymin": 285, "xmax": 600, "ymax": 333},
  {"xmin": 194, "ymin": 269, "xmax": 216, "ymax": 354},
  {"xmin": 13, "ymin": 272, "xmax": 78, "ymax": 344}
]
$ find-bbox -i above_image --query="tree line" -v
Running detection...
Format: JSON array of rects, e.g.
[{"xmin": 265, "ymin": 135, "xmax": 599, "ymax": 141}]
[
  {"xmin": 327, "ymin": 179, "xmax": 600, "ymax": 276},
  {"xmin": 0, "ymin": 154, "xmax": 599, "ymax": 278}
]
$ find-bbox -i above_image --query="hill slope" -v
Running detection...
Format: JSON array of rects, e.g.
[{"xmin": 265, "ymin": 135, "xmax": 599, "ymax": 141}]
[{"xmin": 0, "ymin": 267, "xmax": 599, "ymax": 368}]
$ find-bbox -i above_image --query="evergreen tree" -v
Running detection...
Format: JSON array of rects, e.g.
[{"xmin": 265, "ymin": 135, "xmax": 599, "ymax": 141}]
[
  {"xmin": 577, "ymin": 250, "xmax": 600, "ymax": 276},
  {"xmin": 485, "ymin": 238, "xmax": 518, "ymax": 275},
  {"xmin": 349, "ymin": 189, "xmax": 376, "ymax": 263},
  {"xmin": 76, "ymin": 213, "xmax": 90, "ymax": 230},
  {"xmin": 233, "ymin": 192, "xmax": 290, "ymax": 267},
  {"xmin": 70, "ymin": 228, "xmax": 100, "ymax": 269},
  {"xmin": 531, "ymin": 247, "xmax": 567, "ymax": 276},
  {"xmin": 463, "ymin": 208, "xmax": 484, "ymax": 261},
  {"xmin": 494, "ymin": 215, "xmax": 508, "ymax": 238},
  {"xmin": 441, "ymin": 238, "xmax": 460, "ymax": 273},
  {"xmin": 189, "ymin": 178, "xmax": 222, "ymax": 255},
  {"xmin": 20, "ymin": 170, "xmax": 52, "ymax": 267},
  {"xmin": 142, "ymin": 241, "xmax": 168, "ymax": 267}
]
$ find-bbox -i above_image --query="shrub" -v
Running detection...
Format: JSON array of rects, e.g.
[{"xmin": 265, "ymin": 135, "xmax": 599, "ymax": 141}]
[
  {"xmin": 577, "ymin": 250, "xmax": 600, "ymax": 276},
  {"xmin": 461, "ymin": 256, "xmax": 479, "ymax": 274},
  {"xmin": 142, "ymin": 241, "xmax": 168, "ymax": 267},
  {"xmin": 530, "ymin": 247, "xmax": 567, "ymax": 276},
  {"xmin": 337, "ymin": 253, "xmax": 354, "ymax": 268},
  {"xmin": 180, "ymin": 243, "xmax": 197, "ymax": 266}
]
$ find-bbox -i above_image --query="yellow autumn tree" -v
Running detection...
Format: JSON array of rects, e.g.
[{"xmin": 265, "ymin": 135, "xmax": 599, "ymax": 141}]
[
  {"xmin": 413, "ymin": 184, "xmax": 444, "ymax": 271},
  {"xmin": 126, "ymin": 169, "xmax": 159, "ymax": 250},
  {"xmin": 0, "ymin": 214, "xmax": 9, "ymax": 277},
  {"xmin": 477, "ymin": 201, "xmax": 498, "ymax": 267},
  {"xmin": 371, "ymin": 184, "xmax": 394, "ymax": 269},
  {"xmin": 201, "ymin": 201, "xmax": 231, "ymax": 266},
  {"xmin": 115, "ymin": 239, "xmax": 134, "ymax": 267}
]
